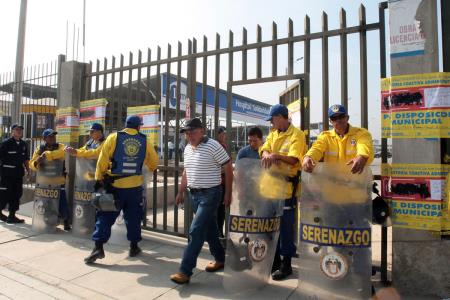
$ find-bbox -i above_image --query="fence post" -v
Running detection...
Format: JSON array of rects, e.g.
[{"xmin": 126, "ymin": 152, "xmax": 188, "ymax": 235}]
[
  {"xmin": 388, "ymin": 1, "xmax": 450, "ymax": 298},
  {"xmin": 57, "ymin": 59, "xmax": 88, "ymax": 223}
]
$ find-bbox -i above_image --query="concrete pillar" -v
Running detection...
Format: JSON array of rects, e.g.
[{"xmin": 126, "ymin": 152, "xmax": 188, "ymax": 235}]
[
  {"xmin": 57, "ymin": 59, "xmax": 88, "ymax": 222},
  {"xmin": 389, "ymin": 0, "xmax": 450, "ymax": 298}
]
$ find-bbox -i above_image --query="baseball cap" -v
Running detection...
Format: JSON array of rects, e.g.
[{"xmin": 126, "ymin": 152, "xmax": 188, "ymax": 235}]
[
  {"xmin": 218, "ymin": 126, "xmax": 226, "ymax": 134},
  {"xmin": 265, "ymin": 104, "xmax": 289, "ymax": 121},
  {"xmin": 11, "ymin": 124, "xmax": 24, "ymax": 130},
  {"xmin": 126, "ymin": 115, "xmax": 143, "ymax": 128},
  {"xmin": 89, "ymin": 123, "xmax": 104, "ymax": 132},
  {"xmin": 180, "ymin": 118, "xmax": 203, "ymax": 133},
  {"xmin": 42, "ymin": 128, "xmax": 57, "ymax": 138},
  {"xmin": 328, "ymin": 104, "xmax": 347, "ymax": 118}
]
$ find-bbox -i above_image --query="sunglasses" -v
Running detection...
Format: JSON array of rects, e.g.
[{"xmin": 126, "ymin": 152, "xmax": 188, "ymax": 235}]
[{"xmin": 330, "ymin": 114, "xmax": 347, "ymax": 121}]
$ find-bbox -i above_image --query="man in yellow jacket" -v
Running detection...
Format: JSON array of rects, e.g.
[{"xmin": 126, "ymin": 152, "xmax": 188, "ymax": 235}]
[
  {"xmin": 64, "ymin": 123, "xmax": 105, "ymax": 159},
  {"xmin": 84, "ymin": 115, "xmax": 158, "ymax": 264},
  {"xmin": 302, "ymin": 104, "xmax": 374, "ymax": 173},
  {"xmin": 260, "ymin": 104, "xmax": 306, "ymax": 281},
  {"xmin": 29, "ymin": 129, "xmax": 70, "ymax": 230}
]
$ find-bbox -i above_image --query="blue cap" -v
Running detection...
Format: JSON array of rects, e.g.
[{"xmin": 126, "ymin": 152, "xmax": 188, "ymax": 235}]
[
  {"xmin": 42, "ymin": 128, "xmax": 57, "ymax": 138},
  {"xmin": 126, "ymin": 115, "xmax": 143, "ymax": 128},
  {"xmin": 265, "ymin": 104, "xmax": 289, "ymax": 121},
  {"xmin": 11, "ymin": 124, "xmax": 24, "ymax": 130},
  {"xmin": 328, "ymin": 104, "xmax": 347, "ymax": 118},
  {"xmin": 89, "ymin": 123, "xmax": 104, "ymax": 132}
]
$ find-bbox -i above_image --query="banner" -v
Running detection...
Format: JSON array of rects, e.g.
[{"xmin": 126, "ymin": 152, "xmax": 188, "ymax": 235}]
[
  {"xmin": 79, "ymin": 99, "xmax": 108, "ymax": 135},
  {"xmin": 381, "ymin": 163, "xmax": 450, "ymax": 233},
  {"xmin": 381, "ymin": 72, "xmax": 450, "ymax": 138},
  {"xmin": 55, "ymin": 107, "xmax": 79, "ymax": 143},
  {"xmin": 126, "ymin": 105, "xmax": 159, "ymax": 146}
]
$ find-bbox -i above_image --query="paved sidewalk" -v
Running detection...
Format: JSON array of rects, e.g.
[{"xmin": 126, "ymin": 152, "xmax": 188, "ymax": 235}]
[{"xmin": 0, "ymin": 215, "xmax": 298, "ymax": 300}]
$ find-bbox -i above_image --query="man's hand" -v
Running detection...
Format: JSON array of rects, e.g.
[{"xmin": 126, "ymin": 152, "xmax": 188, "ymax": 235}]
[
  {"xmin": 346, "ymin": 155, "xmax": 368, "ymax": 174},
  {"xmin": 36, "ymin": 153, "xmax": 46, "ymax": 164},
  {"xmin": 224, "ymin": 191, "xmax": 232, "ymax": 207},
  {"xmin": 302, "ymin": 156, "xmax": 316, "ymax": 173},
  {"xmin": 176, "ymin": 191, "xmax": 185, "ymax": 206},
  {"xmin": 261, "ymin": 152, "xmax": 278, "ymax": 169},
  {"xmin": 64, "ymin": 146, "xmax": 77, "ymax": 156}
]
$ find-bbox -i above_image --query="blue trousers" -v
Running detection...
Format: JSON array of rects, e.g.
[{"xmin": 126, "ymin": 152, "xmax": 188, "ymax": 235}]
[
  {"xmin": 92, "ymin": 186, "xmax": 143, "ymax": 243},
  {"xmin": 276, "ymin": 197, "xmax": 297, "ymax": 258},
  {"xmin": 180, "ymin": 185, "xmax": 225, "ymax": 276}
]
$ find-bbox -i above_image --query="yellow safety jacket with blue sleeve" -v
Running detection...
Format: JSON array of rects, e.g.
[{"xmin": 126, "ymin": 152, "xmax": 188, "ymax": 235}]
[
  {"xmin": 260, "ymin": 123, "xmax": 306, "ymax": 199},
  {"xmin": 95, "ymin": 128, "xmax": 158, "ymax": 188},
  {"xmin": 76, "ymin": 138, "xmax": 105, "ymax": 159},
  {"xmin": 29, "ymin": 143, "xmax": 66, "ymax": 185},
  {"xmin": 305, "ymin": 124, "xmax": 374, "ymax": 165}
]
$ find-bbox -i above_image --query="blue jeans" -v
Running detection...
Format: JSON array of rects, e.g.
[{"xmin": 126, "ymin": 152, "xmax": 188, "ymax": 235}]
[
  {"xmin": 92, "ymin": 186, "xmax": 143, "ymax": 243},
  {"xmin": 180, "ymin": 185, "xmax": 225, "ymax": 276}
]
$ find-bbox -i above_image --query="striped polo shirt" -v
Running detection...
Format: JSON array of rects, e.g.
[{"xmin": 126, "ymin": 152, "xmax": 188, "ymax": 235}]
[{"xmin": 184, "ymin": 137, "xmax": 230, "ymax": 188}]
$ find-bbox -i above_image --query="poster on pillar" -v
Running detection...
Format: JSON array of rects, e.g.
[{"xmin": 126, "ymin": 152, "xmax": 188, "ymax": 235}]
[
  {"xmin": 79, "ymin": 98, "xmax": 108, "ymax": 135},
  {"xmin": 389, "ymin": 0, "xmax": 426, "ymax": 58},
  {"xmin": 55, "ymin": 107, "xmax": 79, "ymax": 143},
  {"xmin": 126, "ymin": 105, "xmax": 159, "ymax": 146},
  {"xmin": 381, "ymin": 163, "xmax": 450, "ymax": 233},
  {"xmin": 381, "ymin": 72, "xmax": 450, "ymax": 138}
]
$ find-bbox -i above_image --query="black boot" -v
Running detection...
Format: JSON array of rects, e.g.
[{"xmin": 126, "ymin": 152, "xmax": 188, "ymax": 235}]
[
  {"xmin": 271, "ymin": 254, "xmax": 282, "ymax": 274},
  {"xmin": 129, "ymin": 242, "xmax": 142, "ymax": 257},
  {"xmin": 63, "ymin": 219, "xmax": 71, "ymax": 231},
  {"xmin": 272, "ymin": 256, "xmax": 292, "ymax": 281},
  {"xmin": 0, "ymin": 212, "xmax": 7, "ymax": 222},
  {"xmin": 84, "ymin": 241, "xmax": 105, "ymax": 264},
  {"xmin": 6, "ymin": 213, "xmax": 24, "ymax": 224}
]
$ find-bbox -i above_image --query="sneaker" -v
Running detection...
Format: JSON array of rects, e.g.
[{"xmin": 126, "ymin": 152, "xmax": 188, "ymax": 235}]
[
  {"xmin": 0, "ymin": 213, "xmax": 7, "ymax": 222},
  {"xmin": 205, "ymin": 261, "xmax": 225, "ymax": 272},
  {"xmin": 6, "ymin": 215, "xmax": 25, "ymax": 224},
  {"xmin": 84, "ymin": 247, "xmax": 105, "ymax": 264},
  {"xmin": 170, "ymin": 272, "xmax": 190, "ymax": 284}
]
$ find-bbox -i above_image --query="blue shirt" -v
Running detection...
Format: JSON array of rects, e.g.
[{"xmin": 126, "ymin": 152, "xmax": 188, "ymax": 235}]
[{"xmin": 236, "ymin": 145, "xmax": 260, "ymax": 160}]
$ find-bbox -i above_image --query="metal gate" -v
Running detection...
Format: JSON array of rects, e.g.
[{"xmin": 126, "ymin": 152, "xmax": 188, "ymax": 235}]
[{"xmin": 81, "ymin": 1, "xmax": 389, "ymax": 281}]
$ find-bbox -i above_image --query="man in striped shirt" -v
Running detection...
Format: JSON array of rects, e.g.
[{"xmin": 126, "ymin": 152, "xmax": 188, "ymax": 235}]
[{"xmin": 170, "ymin": 118, "xmax": 233, "ymax": 284}]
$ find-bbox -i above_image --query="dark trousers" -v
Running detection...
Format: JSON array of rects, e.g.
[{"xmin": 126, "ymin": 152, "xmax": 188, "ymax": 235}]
[
  {"xmin": 59, "ymin": 188, "xmax": 70, "ymax": 220},
  {"xmin": 92, "ymin": 186, "xmax": 143, "ymax": 243},
  {"xmin": 0, "ymin": 176, "xmax": 23, "ymax": 214},
  {"xmin": 275, "ymin": 197, "xmax": 297, "ymax": 258}
]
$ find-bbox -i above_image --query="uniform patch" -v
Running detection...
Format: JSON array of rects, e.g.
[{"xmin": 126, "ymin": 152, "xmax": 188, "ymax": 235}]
[
  {"xmin": 320, "ymin": 252, "xmax": 348, "ymax": 280},
  {"xmin": 248, "ymin": 239, "xmax": 268, "ymax": 262},
  {"xmin": 350, "ymin": 139, "xmax": 357, "ymax": 146},
  {"xmin": 123, "ymin": 138, "xmax": 141, "ymax": 157}
]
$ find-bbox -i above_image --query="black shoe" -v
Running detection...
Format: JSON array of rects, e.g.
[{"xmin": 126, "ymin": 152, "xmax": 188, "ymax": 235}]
[
  {"xmin": 84, "ymin": 246, "xmax": 105, "ymax": 264},
  {"xmin": 271, "ymin": 254, "xmax": 282, "ymax": 273},
  {"xmin": 6, "ymin": 215, "xmax": 25, "ymax": 224},
  {"xmin": 272, "ymin": 257, "xmax": 292, "ymax": 281},
  {"xmin": 0, "ymin": 213, "xmax": 7, "ymax": 222},
  {"xmin": 129, "ymin": 244, "xmax": 142, "ymax": 257},
  {"xmin": 63, "ymin": 220, "xmax": 71, "ymax": 231}
]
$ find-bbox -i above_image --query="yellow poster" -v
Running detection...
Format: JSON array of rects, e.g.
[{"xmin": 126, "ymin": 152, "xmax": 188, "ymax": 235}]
[
  {"xmin": 79, "ymin": 98, "xmax": 108, "ymax": 134},
  {"xmin": 381, "ymin": 163, "xmax": 450, "ymax": 233},
  {"xmin": 55, "ymin": 107, "xmax": 79, "ymax": 143},
  {"xmin": 127, "ymin": 105, "xmax": 159, "ymax": 146},
  {"xmin": 381, "ymin": 72, "xmax": 450, "ymax": 138}
]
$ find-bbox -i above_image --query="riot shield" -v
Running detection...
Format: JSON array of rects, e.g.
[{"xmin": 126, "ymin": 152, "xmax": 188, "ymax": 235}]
[
  {"xmin": 298, "ymin": 162, "xmax": 373, "ymax": 300},
  {"xmin": 223, "ymin": 158, "xmax": 287, "ymax": 294},
  {"xmin": 73, "ymin": 158, "xmax": 97, "ymax": 237},
  {"xmin": 32, "ymin": 160, "xmax": 64, "ymax": 233}
]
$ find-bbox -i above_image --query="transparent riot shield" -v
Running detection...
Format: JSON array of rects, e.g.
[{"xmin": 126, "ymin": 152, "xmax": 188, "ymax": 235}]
[
  {"xmin": 298, "ymin": 163, "xmax": 373, "ymax": 300},
  {"xmin": 32, "ymin": 160, "xmax": 64, "ymax": 233},
  {"xmin": 73, "ymin": 158, "xmax": 97, "ymax": 237},
  {"xmin": 223, "ymin": 158, "xmax": 287, "ymax": 294}
]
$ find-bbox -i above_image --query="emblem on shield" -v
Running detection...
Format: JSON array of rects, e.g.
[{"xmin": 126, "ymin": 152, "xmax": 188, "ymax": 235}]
[
  {"xmin": 36, "ymin": 200, "xmax": 45, "ymax": 215},
  {"xmin": 75, "ymin": 204, "xmax": 84, "ymax": 219},
  {"xmin": 248, "ymin": 239, "xmax": 268, "ymax": 262},
  {"xmin": 320, "ymin": 252, "xmax": 348, "ymax": 280}
]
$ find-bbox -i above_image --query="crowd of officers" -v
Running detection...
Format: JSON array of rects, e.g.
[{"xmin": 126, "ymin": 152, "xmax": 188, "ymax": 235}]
[{"xmin": 0, "ymin": 103, "xmax": 374, "ymax": 285}]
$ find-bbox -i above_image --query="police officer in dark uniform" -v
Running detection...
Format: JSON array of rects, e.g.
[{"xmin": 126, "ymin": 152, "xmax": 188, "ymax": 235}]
[
  {"xmin": 84, "ymin": 115, "xmax": 158, "ymax": 263},
  {"xmin": 0, "ymin": 124, "xmax": 30, "ymax": 223}
]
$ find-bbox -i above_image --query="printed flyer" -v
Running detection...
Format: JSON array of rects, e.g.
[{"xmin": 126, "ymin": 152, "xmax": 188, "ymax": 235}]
[
  {"xmin": 127, "ymin": 105, "xmax": 159, "ymax": 146},
  {"xmin": 55, "ymin": 107, "xmax": 80, "ymax": 143},
  {"xmin": 79, "ymin": 98, "xmax": 108, "ymax": 134},
  {"xmin": 381, "ymin": 72, "xmax": 450, "ymax": 138}
]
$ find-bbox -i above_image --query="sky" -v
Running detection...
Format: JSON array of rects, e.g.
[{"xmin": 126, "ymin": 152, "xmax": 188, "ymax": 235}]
[{"xmin": 0, "ymin": 0, "xmax": 418, "ymax": 139}]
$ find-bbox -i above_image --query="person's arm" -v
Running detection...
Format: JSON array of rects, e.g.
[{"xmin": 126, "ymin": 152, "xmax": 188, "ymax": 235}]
[
  {"xmin": 223, "ymin": 160, "xmax": 233, "ymax": 206},
  {"xmin": 95, "ymin": 134, "xmax": 117, "ymax": 181},
  {"xmin": 43, "ymin": 144, "xmax": 65, "ymax": 161},
  {"xmin": 144, "ymin": 138, "xmax": 159, "ymax": 171},
  {"xmin": 176, "ymin": 170, "xmax": 188, "ymax": 205},
  {"xmin": 260, "ymin": 132, "xmax": 276, "ymax": 168},
  {"xmin": 29, "ymin": 148, "xmax": 41, "ymax": 171},
  {"xmin": 302, "ymin": 133, "xmax": 328, "ymax": 172},
  {"xmin": 347, "ymin": 130, "xmax": 374, "ymax": 174},
  {"xmin": 23, "ymin": 142, "xmax": 30, "ymax": 174},
  {"xmin": 0, "ymin": 140, "xmax": 6, "ymax": 161}
]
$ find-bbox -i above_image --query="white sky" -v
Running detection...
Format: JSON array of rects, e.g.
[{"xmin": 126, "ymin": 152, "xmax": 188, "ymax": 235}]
[{"xmin": 0, "ymin": 0, "xmax": 399, "ymax": 139}]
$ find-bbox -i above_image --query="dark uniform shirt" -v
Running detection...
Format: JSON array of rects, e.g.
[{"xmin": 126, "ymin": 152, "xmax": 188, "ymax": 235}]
[{"xmin": 0, "ymin": 138, "xmax": 29, "ymax": 178}]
